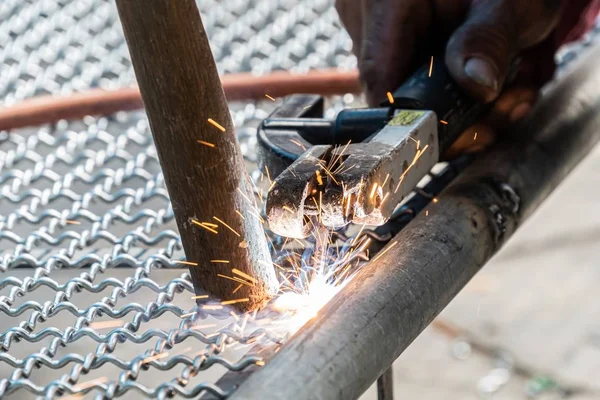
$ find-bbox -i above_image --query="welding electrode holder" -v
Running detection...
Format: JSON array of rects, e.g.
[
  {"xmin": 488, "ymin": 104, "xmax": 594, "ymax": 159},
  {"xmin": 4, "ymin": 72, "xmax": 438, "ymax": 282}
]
[
  {"xmin": 258, "ymin": 54, "xmax": 518, "ymax": 178},
  {"xmin": 259, "ymin": 55, "xmax": 519, "ymax": 235}
]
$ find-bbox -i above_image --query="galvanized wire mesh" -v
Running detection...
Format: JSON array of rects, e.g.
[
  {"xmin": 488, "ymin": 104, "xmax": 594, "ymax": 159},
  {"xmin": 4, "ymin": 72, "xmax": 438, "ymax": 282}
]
[
  {"xmin": 0, "ymin": 0, "xmax": 597, "ymax": 399},
  {"xmin": 0, "ymin": 1, "xmax": 358, "ymax": 399}
]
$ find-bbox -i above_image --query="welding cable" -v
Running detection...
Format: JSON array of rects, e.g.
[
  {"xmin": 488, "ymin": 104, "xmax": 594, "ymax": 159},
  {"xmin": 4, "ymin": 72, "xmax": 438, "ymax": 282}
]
[{"xmin": 0, "ymin": 69, "xmax": 360, "ymax": 132}]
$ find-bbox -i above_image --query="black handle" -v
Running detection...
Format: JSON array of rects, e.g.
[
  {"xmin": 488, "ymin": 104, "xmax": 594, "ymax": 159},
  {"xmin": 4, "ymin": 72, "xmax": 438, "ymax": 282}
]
[{"xmin": 383, "ymin": 55, "xmax": 518, "ymax": 152}]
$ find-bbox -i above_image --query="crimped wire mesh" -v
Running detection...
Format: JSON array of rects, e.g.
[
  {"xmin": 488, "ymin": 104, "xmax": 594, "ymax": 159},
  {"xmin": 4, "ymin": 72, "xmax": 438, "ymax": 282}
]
[
  {"xmin": 0, "ymin": 0, "xmax": 596, "ymax": 399},
  {"xmin": 0, "ymin": 1, "xmax": 358, "ymax": 399}
]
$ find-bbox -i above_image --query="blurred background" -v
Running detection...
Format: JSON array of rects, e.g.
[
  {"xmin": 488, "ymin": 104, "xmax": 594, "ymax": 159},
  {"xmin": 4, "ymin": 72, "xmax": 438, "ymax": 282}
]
[{"xmin": 0, "ymin": 1, "xmax": 599, "ymax": 399}]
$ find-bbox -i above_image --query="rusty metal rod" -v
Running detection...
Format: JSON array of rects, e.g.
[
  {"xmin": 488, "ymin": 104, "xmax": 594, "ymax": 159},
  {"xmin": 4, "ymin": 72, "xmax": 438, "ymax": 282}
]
[
  {"xmin": 231, "ymin": 42, "xmax": 600, "ymax": 399},
  {"xmin": 116, "ymin": 0, "xmax": 277, "ymax": 310},
  {"xmin": 0, "ymin": 70, "xmax": 360, "ymax": 132}
]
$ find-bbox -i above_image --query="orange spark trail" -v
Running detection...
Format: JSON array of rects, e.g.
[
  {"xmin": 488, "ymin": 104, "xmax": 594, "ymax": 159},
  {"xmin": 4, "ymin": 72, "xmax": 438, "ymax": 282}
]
[
  {"xmin": 213, "ymin": 216, "xmax": 241, "ymax": 237},
  {"xmin": 175, "ymin": 260, "xmax": 198, "ymax": 266},
  {"xmin": 207, "ymin": 118, "xmax": 226, "ymax": 132},
  {"xmin": 386, "ymin": 92, "xmax": 394, "ymax": 104},
  {"xmin": 429, "ymin": 56, "xmax": 434, "ymax": 77},
  {"xmin": 232, "ymin": 268, "xmax": 258, "ymax": 283}
]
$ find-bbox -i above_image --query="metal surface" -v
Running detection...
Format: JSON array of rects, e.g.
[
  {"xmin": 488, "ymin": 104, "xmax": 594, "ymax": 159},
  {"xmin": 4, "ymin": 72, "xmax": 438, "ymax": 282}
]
[{"xmin": 231, "ymin": 32, "xmax": 600, "ymax": 400}]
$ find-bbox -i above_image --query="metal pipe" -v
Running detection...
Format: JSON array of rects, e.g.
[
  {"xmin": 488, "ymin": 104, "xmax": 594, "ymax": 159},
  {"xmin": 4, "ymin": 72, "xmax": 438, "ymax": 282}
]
[{"xmin": 231, "ymin": 42, "xmax": 600, "ymax": 399}]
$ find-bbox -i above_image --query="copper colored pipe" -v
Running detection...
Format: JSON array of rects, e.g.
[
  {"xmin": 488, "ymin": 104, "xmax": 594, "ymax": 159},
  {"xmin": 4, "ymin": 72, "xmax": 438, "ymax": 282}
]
[{"xmin": 0, "ymin": 69, "xmax": 360, "ymax": 132}]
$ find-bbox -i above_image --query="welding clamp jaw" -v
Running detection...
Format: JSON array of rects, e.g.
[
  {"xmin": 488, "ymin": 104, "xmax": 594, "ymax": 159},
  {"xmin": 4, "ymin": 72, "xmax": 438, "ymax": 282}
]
[{"xmin": 258, "ymin": 56, "xmax": 517, "ymax": 239}]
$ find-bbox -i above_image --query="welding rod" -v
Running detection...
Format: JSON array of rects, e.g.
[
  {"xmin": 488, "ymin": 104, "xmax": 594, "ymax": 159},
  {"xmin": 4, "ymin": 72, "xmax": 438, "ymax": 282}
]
[
  {"xmin": 115, "ymin": 0, "xmax": 278, "ymax": 311},
  {"xmin": 231, "ymin": 43, "xmax": 600, "ymax": 399}
]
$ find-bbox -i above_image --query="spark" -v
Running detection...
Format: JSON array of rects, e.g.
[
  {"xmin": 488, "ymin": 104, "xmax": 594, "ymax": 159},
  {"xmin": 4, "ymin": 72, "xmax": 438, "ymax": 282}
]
[
  {"xmin": 429, "ymin": 56, "xmax": 434, "ymax": 77},
  {"xmin": 258, "ymin": 259, "xmax": 285, "ymax": 270},
  {"xmin": 197, "ymin": 140, "xmax": 216, "ymax": 148},
  {"xmin": 369, "ymin": 183, "xmax": 378, "ymax": 199},
  {"xmin": 192, "ymin": 220, "xmax": 218, "ymax": 234},
  {"xmin": 440, "ymin": 120, "xmax": 448, "ymax": 125},
  {"xmin": 213, "ymin": 216, "xmax": 241, "ymax": 237},
  {"xmin": 211, "ymin": 259, "xmax": 230, "ymax": 263},
  {"xmin": 65, "ymin": 220, "xmax": 80, "ymax": 225},
  {"xmin": 181, "ymin": 312, "xmax": 197, "ymax": 319},
  {"xmin": 217, "ymin": 273, "xmax": 254, "ymax": 286},
  {"xmin": 89, "ymin": 320, "xmax": 123, "ymax": 330},
  {"xmin": 235, "ymin": 210, "xmax": 245, "ymax": 220},
  {"xmin": 191, "ymin": 294, "xmax": 209, "ymax": 299},
  {"xmin": 282, "ymin": 206, "xmax": 294, "ymax": 214},
  {"xmin": 265, "ymin": 94, "xmax": 276, "ymax": 101},
  {"xmin": 371, "ymin": 240, "xmax": 398, "ymax": 263},
  {"xmin": 426, "ymin": 210, "xmax": 429, "ymax": 216},
  {"xmin": 221, "ymin": 298, "xmax": 250, "ymax": 305},
  {"xmin": 268, "ymin": 180, "xmax": 277, "ymax": 192},
  {"xmin": 330, "ymin": 140, "xmax": 352, "ymax": 174},
  {"xmin": 474, "ymin": 132, "xmax": 478, "ymax": 140},
  {"xmin": 381, "ymin": 173, "xmax": 390, "ymax": 189},
  {"xmin": 232, "ymin": 284, "xmax": 243, "ymax": 294},
  {"xmin": 71, "ymin": 377, "xmax": 109, "ymax": 392},
  {"xmin": 255, "ymin": 360, "xmax": 266, "ymax": 366},
  {"xmin": 344, "ymin": 194, "xmax": 352, "ymax": 217},
  {"xmin": 393, "ymin": 144, "xmax": 430, "ymax": 193},
  {"xmin": 433, "ymin": 198, "xmax": 439, "ymax": 203},
  {"xmin": 319, "ymin": 191, "xmax": 323, "ymax": 222},
  {"xmin": 246, "ymin": 332, "xmax": 265, "ymax": 344},
  {"xmin": 232, "ymin": 268, "xmax": 258, "ymax": 284},
  {"xmin": 315, "ymin": 170, "xmax": 323, "ymax": 186},
  {"xmin": 230, "ymin": 311, "xmax": 240, "ymax": 321},
  {"xmin": 175, "ymin": 260, "xmax": 197, "ymax": 266},
  {"xmin": 351, "ymin": 223, "xmax": 368, "ymax": 246},
  {"xmin": 408, "ymin": 136, "xmax": 421, "ymax": 149},
  {"xmin": 386, "ymin": 92, "xmax": 394, "ymax": 104},
  {"xmin": 207, "ymin": 118, "xmax": 226, "ymax": 132},
  {"xmin": 143, "ymin": 352, "xmax": 169, "ymax": 364},
  {"xmin": 240, "ymin": 314, "xmax": 249, "ymax": 333},
  {"xmin": 380, "ymin": 191, "xmax": 390, "ymax": 206},
  {"xmin": 265, "ymin": 165, "xmax": 272, "ymax": 184},
  {"xmin": 311, "ymin": 196, "xmax": 320, "ymax": 217},
  {"xmin": 290, "ymin": 139, "xmax": 307, "ymax": 150},
  {"xmin": 202, "ymin": 304, "xmax": 224, "ymax": 310},
  {"xmin": 319, "ymin": 164, "xmax": 340, "ymax": 185}
]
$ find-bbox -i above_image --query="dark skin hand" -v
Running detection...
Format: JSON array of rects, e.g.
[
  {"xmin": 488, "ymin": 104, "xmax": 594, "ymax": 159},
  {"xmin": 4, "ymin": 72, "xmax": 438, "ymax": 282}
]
[{"xmin": 336, "ymin": 0, "xmax": 565, "ymax": 155}]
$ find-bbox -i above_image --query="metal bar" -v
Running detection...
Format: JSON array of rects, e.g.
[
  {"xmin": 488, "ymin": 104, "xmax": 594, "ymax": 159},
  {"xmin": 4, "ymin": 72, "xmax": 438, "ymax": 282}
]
[
  {"xmin": 231, "ymin": 42, "xmax": 600, "ymax": 399},
  {"xmin": 377, "ymin": 367, "xmax": 394, "ymax": 400},
  {"xmin": 116, "ymin": 0, "xmax": 278, "ymax": 310}
]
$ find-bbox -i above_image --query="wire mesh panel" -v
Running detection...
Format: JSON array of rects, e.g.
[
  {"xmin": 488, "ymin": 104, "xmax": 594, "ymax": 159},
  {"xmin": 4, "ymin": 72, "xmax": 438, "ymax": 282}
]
[{"xmin": 0, "ymin": 1, "xmax": 360, "ymax": 398}]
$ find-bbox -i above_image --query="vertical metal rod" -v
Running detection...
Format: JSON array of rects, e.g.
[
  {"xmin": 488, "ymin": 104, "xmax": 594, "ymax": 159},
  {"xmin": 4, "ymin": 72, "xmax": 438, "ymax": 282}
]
[
  {"xmin": 115, "ymin": 0, "xmax": 278, "ymax": 310},
  {"xmin": 377, "ymin": 366, "xmax": 394, "ymax": 400}
]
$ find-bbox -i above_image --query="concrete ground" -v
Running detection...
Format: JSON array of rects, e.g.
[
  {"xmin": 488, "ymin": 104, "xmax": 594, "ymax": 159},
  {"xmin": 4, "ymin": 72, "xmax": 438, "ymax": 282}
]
[{"xmin": 361, "ymin": 143, "xmax": 600, "ymax": 399}]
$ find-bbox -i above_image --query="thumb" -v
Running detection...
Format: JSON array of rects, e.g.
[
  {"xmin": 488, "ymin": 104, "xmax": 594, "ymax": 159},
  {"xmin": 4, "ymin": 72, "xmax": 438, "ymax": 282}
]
[{"xmin": 445, "ymin": 0, "xmax": 563, "ymax": 102}]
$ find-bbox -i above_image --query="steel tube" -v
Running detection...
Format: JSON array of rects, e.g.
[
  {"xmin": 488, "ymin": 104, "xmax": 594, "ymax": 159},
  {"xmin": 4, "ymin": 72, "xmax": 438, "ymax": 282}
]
[{"xmin": 231, "ymin": 42, "xmax": 600, "ymax": 400}]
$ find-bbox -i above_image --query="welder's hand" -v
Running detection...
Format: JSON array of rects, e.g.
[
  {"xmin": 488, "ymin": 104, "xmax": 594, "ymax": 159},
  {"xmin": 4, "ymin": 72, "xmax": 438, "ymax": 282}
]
[{"xmin": 335, "ymin": 0, "xmax": 563, "ymax": 106}]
